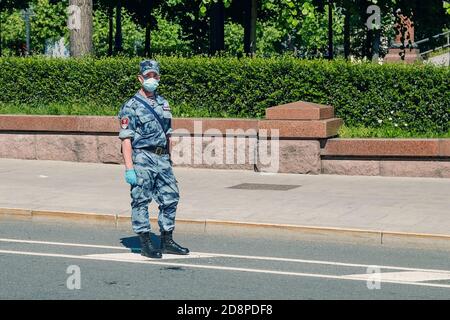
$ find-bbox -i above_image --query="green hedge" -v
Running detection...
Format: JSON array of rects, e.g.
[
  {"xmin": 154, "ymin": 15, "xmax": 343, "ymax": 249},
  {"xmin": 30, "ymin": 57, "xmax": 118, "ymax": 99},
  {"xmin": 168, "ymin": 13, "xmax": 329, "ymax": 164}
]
[{"xmin": 0, "ymin": 56, "xmax": 449, "ymax": 133}]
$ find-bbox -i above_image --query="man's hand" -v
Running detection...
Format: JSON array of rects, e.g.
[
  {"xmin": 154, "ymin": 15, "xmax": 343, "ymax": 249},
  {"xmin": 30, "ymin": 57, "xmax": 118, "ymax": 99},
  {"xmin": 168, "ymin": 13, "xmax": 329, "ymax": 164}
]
[{"xmin": 125, "ymin": 169, "xmax": 137, "ymax": 186}]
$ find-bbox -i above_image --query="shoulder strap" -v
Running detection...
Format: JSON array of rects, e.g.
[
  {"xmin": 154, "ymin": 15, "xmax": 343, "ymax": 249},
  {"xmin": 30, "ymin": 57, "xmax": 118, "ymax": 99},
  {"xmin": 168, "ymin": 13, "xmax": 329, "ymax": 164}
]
[
  {"xmin": 133, "ymin": 94, "xmax": 168, "ymax": 148},
  {"xmin": 133, "ymin": 95, "xmax": 167, "ymax": 133}
]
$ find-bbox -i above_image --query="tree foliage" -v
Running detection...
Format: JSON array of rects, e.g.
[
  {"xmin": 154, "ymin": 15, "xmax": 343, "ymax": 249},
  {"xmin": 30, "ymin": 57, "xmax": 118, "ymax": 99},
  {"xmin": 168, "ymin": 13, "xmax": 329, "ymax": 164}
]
[{"xmin": 0, "ymin": 0, "xmax": 449, "ymax": 57}]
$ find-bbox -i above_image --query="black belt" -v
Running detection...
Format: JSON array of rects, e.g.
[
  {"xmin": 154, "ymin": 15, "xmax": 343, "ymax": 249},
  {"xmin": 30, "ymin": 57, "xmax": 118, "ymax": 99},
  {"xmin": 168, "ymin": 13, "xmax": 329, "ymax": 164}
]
[{"xmin": 138, "ymin": 146, "xmax": 169, "ymax": 155}]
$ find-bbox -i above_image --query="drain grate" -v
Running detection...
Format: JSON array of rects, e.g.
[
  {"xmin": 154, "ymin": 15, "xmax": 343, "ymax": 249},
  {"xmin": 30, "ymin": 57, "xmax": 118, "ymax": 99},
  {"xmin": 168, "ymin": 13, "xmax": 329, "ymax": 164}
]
[{"xmin": 228, "ymin": 183, "xmax": 300, "ymax": 191}]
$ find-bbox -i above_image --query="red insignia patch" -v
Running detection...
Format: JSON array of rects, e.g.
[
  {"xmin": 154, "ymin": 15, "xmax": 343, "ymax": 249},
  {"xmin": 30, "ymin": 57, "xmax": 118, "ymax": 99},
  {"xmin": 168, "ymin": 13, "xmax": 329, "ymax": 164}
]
[{"xmin": 120, "ymin": 117, "xmax": 129, "ymax": 129}]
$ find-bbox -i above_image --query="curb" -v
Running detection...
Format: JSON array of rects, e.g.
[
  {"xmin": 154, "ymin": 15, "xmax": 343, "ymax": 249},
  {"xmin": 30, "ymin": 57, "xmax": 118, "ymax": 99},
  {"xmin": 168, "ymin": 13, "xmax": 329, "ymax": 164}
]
[{"xmin": 1, "ymin": 207, "xmax": 449, "ymax": 247}]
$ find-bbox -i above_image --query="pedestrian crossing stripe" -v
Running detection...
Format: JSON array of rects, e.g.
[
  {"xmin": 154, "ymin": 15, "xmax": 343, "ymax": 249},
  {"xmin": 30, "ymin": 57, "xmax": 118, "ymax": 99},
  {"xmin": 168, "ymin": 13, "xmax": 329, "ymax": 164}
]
[
  {"xmin": 343, "ymin": 271, "xmax": 450, "ymax": 282},
  {"xmin": 85, "ymin": 252, "xmax": 218, "ymax": 261}
]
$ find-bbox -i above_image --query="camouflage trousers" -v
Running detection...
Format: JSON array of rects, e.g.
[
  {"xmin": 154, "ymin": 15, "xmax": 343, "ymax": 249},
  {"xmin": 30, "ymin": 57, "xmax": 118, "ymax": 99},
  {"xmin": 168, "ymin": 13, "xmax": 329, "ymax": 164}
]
[{"xmin": 130, "ymin": 149, "xmax": 179, "ymax": 234}]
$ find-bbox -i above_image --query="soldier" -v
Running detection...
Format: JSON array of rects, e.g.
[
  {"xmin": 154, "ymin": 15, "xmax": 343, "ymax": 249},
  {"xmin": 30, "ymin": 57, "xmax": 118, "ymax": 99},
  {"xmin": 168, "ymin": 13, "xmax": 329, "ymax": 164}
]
[{"xmin": 118, "ymin": 60, "xmax": 189, "ymax": 259}]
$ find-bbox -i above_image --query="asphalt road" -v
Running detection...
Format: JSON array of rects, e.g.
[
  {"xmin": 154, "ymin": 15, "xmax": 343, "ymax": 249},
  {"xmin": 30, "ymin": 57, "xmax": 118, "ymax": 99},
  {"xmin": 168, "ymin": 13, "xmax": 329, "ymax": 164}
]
[{"xmin": 0, "ymin": 218, "xmax": 449, "ymax": 300}]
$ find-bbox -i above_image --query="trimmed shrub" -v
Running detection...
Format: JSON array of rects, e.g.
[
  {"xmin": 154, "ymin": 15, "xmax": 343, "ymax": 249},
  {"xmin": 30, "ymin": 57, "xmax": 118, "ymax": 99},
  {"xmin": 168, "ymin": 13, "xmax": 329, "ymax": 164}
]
[{"xmin": 0, "ymin": 56, "xmax": 448, "ymax": 133}]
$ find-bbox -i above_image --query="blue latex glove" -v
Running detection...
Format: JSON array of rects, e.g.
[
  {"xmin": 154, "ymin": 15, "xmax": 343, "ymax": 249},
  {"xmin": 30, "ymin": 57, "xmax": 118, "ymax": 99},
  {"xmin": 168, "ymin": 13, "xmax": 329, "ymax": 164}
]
[{"xmin": 125, "ymin": 169, "xmax": 137, "ymax": 186}]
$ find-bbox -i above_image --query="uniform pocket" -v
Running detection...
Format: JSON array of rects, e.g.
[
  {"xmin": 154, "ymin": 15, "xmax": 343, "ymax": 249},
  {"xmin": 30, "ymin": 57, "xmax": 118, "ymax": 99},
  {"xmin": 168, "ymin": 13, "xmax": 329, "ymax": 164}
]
[
  {"xmin": 138, "ymin": 113, "xmax": 154, "ymax": 123},
  {"xmin": 130, "ymin": 171, "xmax": 145, "ymax": 199},
  {"xmin": 137, "ymin": 113, "xmax": 157, "ymax": 136},
  {"xmin": 162, "ymin": 110, "xmax": 172, "ymax": 119}
]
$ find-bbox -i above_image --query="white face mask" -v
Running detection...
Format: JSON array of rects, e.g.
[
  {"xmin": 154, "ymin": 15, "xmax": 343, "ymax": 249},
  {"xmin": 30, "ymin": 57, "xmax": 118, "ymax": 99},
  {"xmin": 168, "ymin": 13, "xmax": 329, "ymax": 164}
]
[{"xmin": 143, "ymin": 78, "xmax": 159, "ymax": 92}]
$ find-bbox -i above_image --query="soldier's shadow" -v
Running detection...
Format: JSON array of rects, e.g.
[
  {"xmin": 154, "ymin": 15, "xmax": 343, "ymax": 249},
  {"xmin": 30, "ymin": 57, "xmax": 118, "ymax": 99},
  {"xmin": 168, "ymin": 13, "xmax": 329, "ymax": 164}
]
[{"xmin": 120, "ymin": 233, "xmax": 161, "ymax": 254}]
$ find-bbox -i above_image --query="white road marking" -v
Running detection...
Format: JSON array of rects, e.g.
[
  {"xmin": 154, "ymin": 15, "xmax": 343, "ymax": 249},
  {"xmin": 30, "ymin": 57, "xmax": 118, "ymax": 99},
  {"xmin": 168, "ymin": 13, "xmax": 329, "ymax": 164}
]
[
  {"xmin": 345, "ymin": 271, "xmax": 450, "ymax": 283},
  {"xmin": 0, "ymin": 238, "xmax": 127, "ymax": 250},
  {"xmin": 188, "ymin": 252, "xmax": 450, "ymax": 275},
  {"xmin": 0, "ymin": 249, "xmax": 449, "ymax": 289},
  {"xmin": 86, "ymin": 252, "xmax": 217, "ymax": 261},
  {"xmin": 0, "ymin": 237, "xmax": 449, "ymax": 275}
]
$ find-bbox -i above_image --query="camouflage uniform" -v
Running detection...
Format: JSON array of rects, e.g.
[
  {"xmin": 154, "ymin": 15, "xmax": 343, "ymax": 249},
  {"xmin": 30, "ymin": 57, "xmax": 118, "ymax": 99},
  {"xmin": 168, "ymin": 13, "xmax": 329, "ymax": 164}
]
[{"xmin": 118, "ymin": 88, "xmax": 179, "ymax": 235}]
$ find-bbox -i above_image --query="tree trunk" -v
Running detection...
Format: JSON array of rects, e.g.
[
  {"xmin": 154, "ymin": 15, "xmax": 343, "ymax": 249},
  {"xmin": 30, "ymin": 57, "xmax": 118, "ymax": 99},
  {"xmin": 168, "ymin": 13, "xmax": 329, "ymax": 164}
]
[
  {"xmin": 363, "ymin": 0, "xmax": 372, "ymax": 60},
  {"xmin": 343, "ymin": 5, "xmax": 350, "ymax": 59},
  {"xmin": 209, "ymin": 0, "xmax": 225, "ymax": 55},
  {"xmin": 108, "ymin": 5, "xmax": 113, "ymax": 56},
  {"xmin": 327, "ymin": 0, "xmax": 333, "ymax": 60},
  {"xmin": 144, "ymin": 22, "xmax": 151, "ymax": 57},
  {"xmin": 69, "ymin": 0, "xmax": 93, "ymax": 57},
  {"xmin": 0, "ymin": 10, "xmax": 2, "ymax": 57},
  {"xmin": 144, "ymin": 1, "xmax": 153, "ymax": 57},
  {"xmin": 365, "ymin": 29, "xmax": 373, "ymax": 59},
  {"xmin": 244, "ymin": 0, "xmax": 257, "ymax": 55},
  {"xmin": 372, "ymin": 29, "xmax": 380, "ymax": 62},
  {"xmin": 114, "ymin": 0, "xmax": 123, "ymax": 54}
]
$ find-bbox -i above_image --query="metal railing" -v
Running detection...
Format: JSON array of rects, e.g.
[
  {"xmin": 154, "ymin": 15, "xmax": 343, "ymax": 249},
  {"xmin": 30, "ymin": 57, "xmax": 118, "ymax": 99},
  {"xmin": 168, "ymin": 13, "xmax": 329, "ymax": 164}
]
[{"xmin": 413, "ymin": 30, "xmax": 450, "ymax": 57}]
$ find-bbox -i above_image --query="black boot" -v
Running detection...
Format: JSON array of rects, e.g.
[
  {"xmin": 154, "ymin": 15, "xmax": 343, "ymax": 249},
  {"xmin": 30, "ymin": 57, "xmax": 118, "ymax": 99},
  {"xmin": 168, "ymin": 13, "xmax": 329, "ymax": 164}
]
[
  {"xmin": 138, "ymin": 232, "xmax": 162, "ymax": 259},
  {"xmin": 160, "ymin": 230, "xmax": 189, "ymax": 255}
]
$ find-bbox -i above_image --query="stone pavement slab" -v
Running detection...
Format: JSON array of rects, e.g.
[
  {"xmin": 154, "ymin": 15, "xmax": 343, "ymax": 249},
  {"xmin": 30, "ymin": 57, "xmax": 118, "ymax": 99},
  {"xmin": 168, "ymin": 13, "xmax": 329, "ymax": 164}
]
[{"xmin": 0, "ymin": 158, "xmax": 449, "ymax": 235}]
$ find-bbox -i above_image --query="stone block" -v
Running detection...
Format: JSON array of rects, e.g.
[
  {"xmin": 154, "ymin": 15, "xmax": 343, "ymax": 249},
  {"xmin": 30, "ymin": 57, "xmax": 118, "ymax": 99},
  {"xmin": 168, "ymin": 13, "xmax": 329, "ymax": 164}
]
[
  {"xmin": 380, "ymin": 161, "xmax": 450, "ymax": 178},
  {"xmin": 0, "ymin": 134, "xmax": 36, "ymax": 159},
  {"xmin": 171, "ymin": 135, "xmax": 256, "ymax": 170},
  {"xmin": 98, "ymin": 136, "xmax": 123, "ymax": 164},
  {"xmin": 323, "ymin": 139, "xmax": 441, "ymax": 157},
  {"xmin": 258, "ymin": 118, "xmax": 342, "ymax": 138},
  {"xmin": 258, "ymin": 140, "xmax": 320, "ymax": 174},
  {"xmin": 36, "ymin": 135, "xmax": 98, "ymax": 162},
  {"xmin": 321, "ymin": 160, "xmax": 380, "ymax": 176},
  {"xmin": 266, "ymin": 101, "xmax": 334, "ymax": 120}
]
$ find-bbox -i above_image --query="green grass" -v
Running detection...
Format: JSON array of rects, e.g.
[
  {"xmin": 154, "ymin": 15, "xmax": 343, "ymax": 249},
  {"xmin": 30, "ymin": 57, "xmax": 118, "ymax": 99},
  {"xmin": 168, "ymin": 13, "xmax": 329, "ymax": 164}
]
[
  {"xmin": 1, "ymin": 103, "xmax": 449, "ymax": 138},
  {"xmin": 0, "ymin": 102, "xmax": 223, "ymax": 118},
  {"xmin": 337, "ymin": 125, "xmax": 450, "ymax": 138},
  {"xmin": 428, "ymin": 47, "xmax": 450, "ymax": 58},
  {"xmin": 0, "ymin": 102, "xmax": 118, "ymax": 116}
]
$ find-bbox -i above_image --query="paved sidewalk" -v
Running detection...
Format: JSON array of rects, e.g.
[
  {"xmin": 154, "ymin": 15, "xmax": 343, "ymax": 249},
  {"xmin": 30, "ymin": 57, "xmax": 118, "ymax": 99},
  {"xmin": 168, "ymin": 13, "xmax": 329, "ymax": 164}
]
[{"xmin": 0, "ymin": 158, "xmax": 449, "ymax": 235}]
